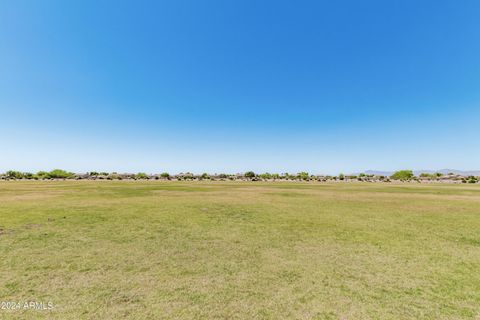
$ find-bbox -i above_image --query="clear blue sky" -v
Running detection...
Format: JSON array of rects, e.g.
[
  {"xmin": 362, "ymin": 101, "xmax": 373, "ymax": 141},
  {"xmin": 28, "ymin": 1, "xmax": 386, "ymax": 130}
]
[{"xmin": 1, "ymin": 0, "xmax": 479, "ymax": 174}]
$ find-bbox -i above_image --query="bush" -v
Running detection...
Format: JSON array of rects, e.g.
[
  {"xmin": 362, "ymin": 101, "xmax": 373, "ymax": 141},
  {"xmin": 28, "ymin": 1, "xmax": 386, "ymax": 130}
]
[
  {"xmin": 48, "ymin": 169, "xmax": 74, "ymax": 179},
  {"xmin": 135, "ymin": 172, "xmax": 148, "ymax": 179},
  {"xmin": 259, "ymin": 173, "xmax": 272, "ymax": 180},
  {"xmin": 390, "ymin": 170, "xmax": 414, "ymax": 181},
  {"xmin": 283, "ymin": 173, "xmax": 292, "ymax": 180},
  {"xmin": 160, "ymin": 172, "xmax": 170, "ymax": 179},
  {"xmin": 244, "ymin": 171, "xmax": 256, "ymax": 178},
  {"xmin": 297, "ymin": 172, "xmax": 309, "ymax": 180},
  {"xmin": 467, "ymin": 176, "xmax": 478, "ymax": 184},
  {"xmin": 36, "ymin": 171, "xmax": 50, "ymax": 179},
  {"xmin": 6, "ymin": 170, "xmax": 24, "ymax": 179},
  {"xmin": 182, "ymin": 172, "xmax": 194, "ymax": 180},
  {"xmin": 23, "ymin": 172, "xmax": 34, "ymax": 179},
  {"xmin": 108, "ymin": 173, "xmax": 120, "ymax": 180}
]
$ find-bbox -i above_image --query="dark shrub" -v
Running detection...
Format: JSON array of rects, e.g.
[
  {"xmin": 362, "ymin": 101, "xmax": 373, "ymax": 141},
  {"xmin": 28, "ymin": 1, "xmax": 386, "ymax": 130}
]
[
  {"xmin": 160, "ymin": 172, "xmax": 170, "ymax": 178},
  {"xmin": 244, "ymin": 171, "xmax": 256, "ymax": 178}
]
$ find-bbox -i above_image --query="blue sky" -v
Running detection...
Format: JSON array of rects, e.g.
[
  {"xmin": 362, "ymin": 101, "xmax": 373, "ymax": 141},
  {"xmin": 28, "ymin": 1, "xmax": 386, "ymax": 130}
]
[{"xmin": 1, "ymin": 0, "xmax": 479, "ymax": 174}]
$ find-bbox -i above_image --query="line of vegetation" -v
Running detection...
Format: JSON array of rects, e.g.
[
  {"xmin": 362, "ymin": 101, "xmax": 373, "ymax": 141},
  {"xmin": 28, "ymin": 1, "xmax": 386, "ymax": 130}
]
[{"xmin": 0, "ymin": 169, "xmax": 478, "ymax": 183}]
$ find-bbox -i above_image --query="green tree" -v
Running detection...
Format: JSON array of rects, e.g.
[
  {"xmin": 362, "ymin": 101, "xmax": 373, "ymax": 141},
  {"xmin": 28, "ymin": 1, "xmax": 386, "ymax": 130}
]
[
  {"xmin": 23, "ymin": 172, "xmax": 34, "ymax": 179},
  {"xmin": 48, "ymin": 169, "xmax": 74, "ymax": 179},
  {"xmin": 160, "ymin": 172, "xmax": 170, "ymax": 179},
  {"xmin": 36, "ymin": 171, "xmax": 49, "ymax": 179},
  {"xmin": 244, "ymin": 171, "xmax": 256, "ymax": 178},
  {"xmin": 135, "ymin": 172, "xmax": 148, "ymax": 179},
  {"xmin": 390, "ymin": 170, "xmax": 414, "ymax": 180},
  {"xmin": 6, "ymin": 170, "xmax": 23, "ymax": 179},
  {"xmin": 259, "ymin": 172, "xmax": 272, "ymax": 180},
  {"xmin": 467, "ymin": 176, "xmax": 478, "ymax": 184},
  {"xmin": 297, "ymin": 172, "xmax": 310, "ymax": 180}
]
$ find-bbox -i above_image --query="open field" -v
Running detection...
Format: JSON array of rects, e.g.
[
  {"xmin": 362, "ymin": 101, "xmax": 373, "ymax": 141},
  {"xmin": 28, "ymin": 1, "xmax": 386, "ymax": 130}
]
[{"xmin": 1, "ymin": 181, "xmax": 480, "ymax": 319}]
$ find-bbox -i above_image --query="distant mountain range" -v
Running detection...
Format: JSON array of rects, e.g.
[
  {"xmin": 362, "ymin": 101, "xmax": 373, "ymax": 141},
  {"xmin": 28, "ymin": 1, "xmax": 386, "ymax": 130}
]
[{"xmin": 364, "ymin": 169, "xmax": 480, "ymax": 176}]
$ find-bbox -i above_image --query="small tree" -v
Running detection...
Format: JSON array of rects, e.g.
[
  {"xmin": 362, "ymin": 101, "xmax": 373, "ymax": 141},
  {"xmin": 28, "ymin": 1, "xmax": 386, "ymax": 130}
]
[
  {"xmin": 338, "ymin": 173, "xmax": 345, "ymax": 181},
  {"xmin": 48, "ymin": 169, "xmax": 74, "ymax": 179},
  {"xmin": 160, "ymin": 172, "xmax": 170, "ymax": 179},
  {"xmin": 390, "ymin": 170, "xmax": 414, "ymax": 181},
  {"xmin": 6, "ymin": 170, "xmax": 23, "ymax": 179},
  {"xmin": 135, "ymin": 172, "xmax": 148, "ymax": 180},
  {"xmin": 23, "ymin": 172, "xmax": 34, "ymax": 179},
  {"xmin": 244, "ymin": 171, "xmax": 256, "ymax": 179},
  {"xmin": 467, "ymin": 176, "xmax": 478, "ymax": 184},
  {"xmin": 297, "ymin": 172, "xmax": 309, "ymax": 181},
  {"xmin": 259, "ymin": 172, "xmax": 272, "ymax": 180},
  {"xmin": 36, "ymin": 171, "xmax": 49, "ymax": 179}
]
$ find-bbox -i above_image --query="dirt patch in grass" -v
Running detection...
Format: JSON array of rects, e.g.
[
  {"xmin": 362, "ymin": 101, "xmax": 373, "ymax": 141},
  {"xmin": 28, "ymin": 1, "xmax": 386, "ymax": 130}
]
[
  {"xmin": 0, "ymin": 226, "xmax": 14, "ymax": 236},
  {"xmin": 24, "ymin": 223, "xmax": 44, "ymax": 229}
]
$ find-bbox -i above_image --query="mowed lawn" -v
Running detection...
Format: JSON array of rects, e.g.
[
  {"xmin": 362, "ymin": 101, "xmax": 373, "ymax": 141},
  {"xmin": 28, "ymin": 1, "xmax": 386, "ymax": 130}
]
[{"xmin": 0, "ymin": 181, "xmax": 479, "ymax": 319}]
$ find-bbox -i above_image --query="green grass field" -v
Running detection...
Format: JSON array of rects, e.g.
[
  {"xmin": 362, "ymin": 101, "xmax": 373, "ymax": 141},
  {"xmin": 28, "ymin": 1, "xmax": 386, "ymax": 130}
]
[{"xmin": 1, "ymin": 181, "xmax": 479, "ymax": 319}]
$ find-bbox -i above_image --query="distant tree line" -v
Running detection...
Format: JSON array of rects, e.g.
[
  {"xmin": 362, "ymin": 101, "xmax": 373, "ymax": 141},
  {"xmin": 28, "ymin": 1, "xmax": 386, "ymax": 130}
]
[
  {"xmin": 3, "ymin": 169, "xmax": 75, "ymax": 180},
  {"xmin": 0, "ymin": 169, "xmax": 478, "ymax": 183}
]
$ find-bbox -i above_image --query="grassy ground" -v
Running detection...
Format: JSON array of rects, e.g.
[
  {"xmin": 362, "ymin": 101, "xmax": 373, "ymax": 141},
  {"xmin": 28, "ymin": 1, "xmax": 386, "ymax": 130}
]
[{"xmin": 0, "ymin": 181, "xmax": 479, "ymax": 319}]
